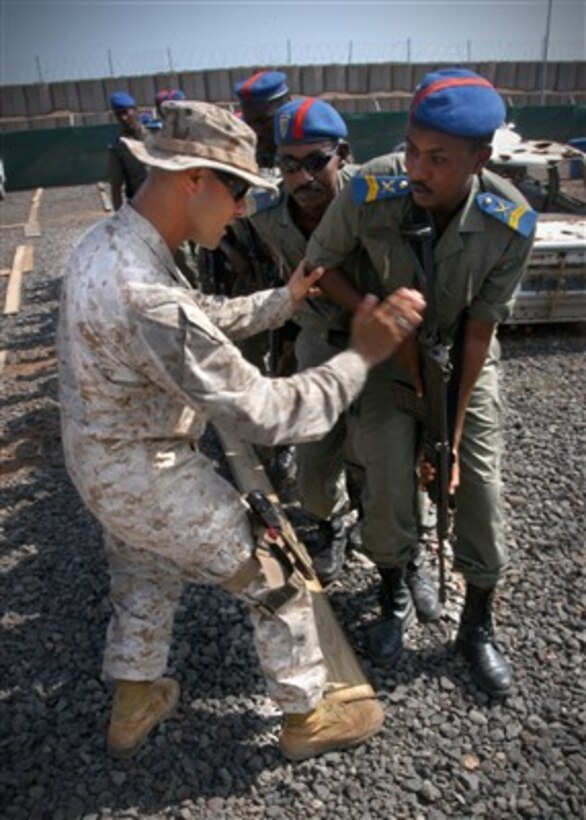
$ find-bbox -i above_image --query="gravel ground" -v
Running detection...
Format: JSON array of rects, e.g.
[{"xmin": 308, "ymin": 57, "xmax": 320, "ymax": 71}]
[{"xmin": 1, "ymin": 185, "xmax": 585, "ymax": 820}]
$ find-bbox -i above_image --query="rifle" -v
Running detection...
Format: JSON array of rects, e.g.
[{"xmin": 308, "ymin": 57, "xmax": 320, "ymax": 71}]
[
  {"xmin": 215, "ymin": 424, "xmax": 379, "ymax": 705},
  {"xmin": 392, "ymin": 217, "xmax": 459, "ymax": 604}
]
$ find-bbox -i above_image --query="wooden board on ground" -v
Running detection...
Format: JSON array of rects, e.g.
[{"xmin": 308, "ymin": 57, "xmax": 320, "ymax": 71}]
[
  {"xmin": 24, "ymin": 188, "xmax": 43, "ymax": 238},
  {"xmin": 215, "ymin": 424, "xmax": 376, "ymax": 704},
  {"xmin": 97, "ymin": 182, "xmax": 113, "ymax": 212},
  {"xmin": 4, "ymin": 244, "xmax": 34, "ymax": 315}
]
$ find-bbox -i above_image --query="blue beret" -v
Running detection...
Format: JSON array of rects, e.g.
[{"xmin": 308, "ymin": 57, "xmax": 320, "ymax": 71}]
[
  {"xmin": 139, "ymin": 113, "xmax": 163, "ymax": 131},
  {"xmin": 234, "ymin": 70, "xmax": 288, "ymax": 104},
  {"xmin": 409, "ymin": 68, "xmax": 506, "ymax": 138},
  {"xmin": 155, "ymin": 88, "xmax": 186, "ymax": 105},
  {"xmin": 274, "ymin": 97, "xmax": 348, "ymax": 146},
  {"xmin": 109, "ymin": 91, "xmax": 136, "ymax": 110}
]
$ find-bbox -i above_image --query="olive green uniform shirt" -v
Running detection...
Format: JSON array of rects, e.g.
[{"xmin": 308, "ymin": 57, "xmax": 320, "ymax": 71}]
[
  {"xmin": 308, "ymin": 154, "xmax": 535, "ymax": 339},
  {"xmin": 250, "ymin": 164, "xmax": 360, "ymax": 334},
  {"xmin": 305, "ymin": 154, "xmax": 536, "ymax": 583}
]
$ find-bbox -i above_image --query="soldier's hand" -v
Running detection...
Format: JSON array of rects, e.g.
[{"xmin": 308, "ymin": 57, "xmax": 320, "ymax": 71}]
[
  {"xmin": 351, "ymin": 288, "xmax": 425, "ymax": 367},
  {"xmin": 288, "ymin": 258, "xmax": 324, "ymax": 311},
  {"xmin": 419, "ymin": 449, "xmax": 460, "ymax": 494}
]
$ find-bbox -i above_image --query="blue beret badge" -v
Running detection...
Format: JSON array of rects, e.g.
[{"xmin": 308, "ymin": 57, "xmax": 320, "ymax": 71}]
[
  {"xmin": 352, "ymin": 175, "xmax": 411, "ymax": 204},
  {"xmin": 278, "ymin": 112, "xmax": 292, "ymax": 143},
  {"xmin": 476, "ymin": 192, "xmax": 537, "ymax": 238}
]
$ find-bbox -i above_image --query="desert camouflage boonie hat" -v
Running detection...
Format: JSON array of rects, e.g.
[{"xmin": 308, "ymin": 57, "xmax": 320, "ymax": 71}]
[{"xmin": 122, "ymin": 100, "xmax": 277, "ymax": 192}]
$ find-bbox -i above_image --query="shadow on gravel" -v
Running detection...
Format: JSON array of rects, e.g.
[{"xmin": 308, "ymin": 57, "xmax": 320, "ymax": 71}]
[
  {"xmin": 0, "ymin": 404, "xmax": 287, "ymax": 816},
  {"xmin": 2, "ymin": 267, "xmax": 584, "ymax": 816}
]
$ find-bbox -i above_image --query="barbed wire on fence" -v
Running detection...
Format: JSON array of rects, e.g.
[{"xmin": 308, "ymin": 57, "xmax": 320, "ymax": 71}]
[{"xmin": 10, "ymin": 39, "xmax": 585, "ymax": 87}]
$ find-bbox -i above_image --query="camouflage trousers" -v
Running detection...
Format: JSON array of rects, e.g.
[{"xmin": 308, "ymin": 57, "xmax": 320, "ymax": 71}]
[{"xmin": 94, "ymin": 445, "xmax": 326, "ymax": 713}]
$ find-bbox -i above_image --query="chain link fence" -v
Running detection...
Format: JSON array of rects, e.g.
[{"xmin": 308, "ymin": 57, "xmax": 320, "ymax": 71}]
[{"xmin": 20, "ymin": 39, "xmax": 585, "ymax": 86}]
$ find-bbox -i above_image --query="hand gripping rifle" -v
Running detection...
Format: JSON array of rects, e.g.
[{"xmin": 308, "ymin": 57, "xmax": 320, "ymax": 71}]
[{"xmin": 393, "ymin": 215, "xmax": 459, "ymax": 604}]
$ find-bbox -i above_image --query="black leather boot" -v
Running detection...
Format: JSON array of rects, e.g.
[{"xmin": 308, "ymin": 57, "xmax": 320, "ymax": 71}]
[
  {"xmin": 455, "ymin": 584, "xmax": 513, "ymax": 695},
  {"xmin": 367, "ymin": 567, "xmax": 415, "ymax": 666},
  {"xmin": 405, "ymin": 543, "xmax": 442, "ymax": 623},
  {"xmin": 305, "ymin": 515, "xmax": 347, "ymax": 585}
]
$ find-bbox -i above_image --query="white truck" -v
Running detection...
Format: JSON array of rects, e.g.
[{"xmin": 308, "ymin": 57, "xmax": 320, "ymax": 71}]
[{"xmin": 489, "ymin": 127, "xmax": 585, "ymax": 324}]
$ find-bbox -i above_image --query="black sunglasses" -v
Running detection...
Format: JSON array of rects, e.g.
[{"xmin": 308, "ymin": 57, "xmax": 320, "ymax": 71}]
[
  {"xmin": 277, "ymin": 147, "xmax": 339, "ymax": 175},
  {"xmin": 213, "ymin": 170, "xmax": 250, "ymax": 202}
]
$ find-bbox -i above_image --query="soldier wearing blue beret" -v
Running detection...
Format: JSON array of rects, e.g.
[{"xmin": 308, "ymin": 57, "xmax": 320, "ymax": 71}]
[
  {"xmin": 234, "ymin": 70, "xmax": 290, "ymax": 169},
  {"xmin": 307, "ymin": 68, "xmax": 537, "ymax": 695},
  {"xmin": 251, "ymin": 96, "xmax": 438, "ymax": 602},
  {"xmin": 110, "ymin": 91, "xmax": 137, "ymax": 111},
  {"xmin": 197, "ymin": 71, "xmax": 292, "ymax": 361},
  {"xmin": 154, "ymin": 88, "xmax": 186, "ymax": 120},
  {"xmin": 247, "ymin": 97, "xmax": 362, "ymax": 584},
  {"xmin": 108, "ymin": 91, "xmax": 148, "ymax": 211}
]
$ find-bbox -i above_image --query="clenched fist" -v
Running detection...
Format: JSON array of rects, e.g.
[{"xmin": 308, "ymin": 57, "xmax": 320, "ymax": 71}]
[{"xmin": 350, "ymin": 288, "xmax": 426, "ymax": 368}]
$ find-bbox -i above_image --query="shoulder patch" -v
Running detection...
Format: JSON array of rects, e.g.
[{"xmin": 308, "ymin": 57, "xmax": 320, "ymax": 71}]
[
  {"xmin": 476, "ymin": 192, "xmax": 537, "ymax": 238},
  {"xmin": 352, "ymin": 175, "xmax": 411, "ymax": 204},
  {"xmin": 247, "ymin": 187, "xmax": 282, "ymax": 216}
]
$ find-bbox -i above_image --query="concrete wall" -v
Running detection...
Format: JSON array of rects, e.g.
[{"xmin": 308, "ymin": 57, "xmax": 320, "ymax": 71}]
[{"xmin": 1, "ymin": 60, "xmax": 584, "ymax": 132}]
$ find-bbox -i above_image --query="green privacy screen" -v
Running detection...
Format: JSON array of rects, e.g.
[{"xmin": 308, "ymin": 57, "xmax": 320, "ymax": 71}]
[
  {"xmin": 1, "ymin": 124, "xmax": 119, "ymax": 190},
  {"xmin": 1, "ymin": 107, "xmax": 585, "ymax": 191}
]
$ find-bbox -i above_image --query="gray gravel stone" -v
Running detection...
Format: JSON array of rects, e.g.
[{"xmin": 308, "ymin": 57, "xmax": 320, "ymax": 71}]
[{"xmin": 0, "ymin": 185, "xmax": 584, "ymax": 820}]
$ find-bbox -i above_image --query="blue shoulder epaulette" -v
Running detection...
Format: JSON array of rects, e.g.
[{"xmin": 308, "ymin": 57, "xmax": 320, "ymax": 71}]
[
  {"xmin": 352, "ymin": 175, "xmax": 411, "ymax": 204},
  {"xmin": 248, "ymin": 187, "xmax": 282, "ymax": 215},
  {"xmin": 476, "ymin": 192, "xmax": 537, "ymax": 238}
]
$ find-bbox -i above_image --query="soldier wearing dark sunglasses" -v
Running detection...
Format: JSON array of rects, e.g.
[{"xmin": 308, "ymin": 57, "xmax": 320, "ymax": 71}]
[
  {"xmin": 277, "ymin": 146, "xmax": 341, "ymax": 175},
  {"xmin": 245, "ymin": 98, "xmax": 358, "ymax": 585},
  {"xmin": 249, "ymin": 97, "xmax": 441, "ymax": 607}
]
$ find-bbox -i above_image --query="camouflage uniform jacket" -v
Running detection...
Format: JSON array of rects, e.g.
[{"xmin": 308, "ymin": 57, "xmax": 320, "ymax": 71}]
[{"xmin": 57, "ymin": 204, "xmax": 369, "ymax": 532}]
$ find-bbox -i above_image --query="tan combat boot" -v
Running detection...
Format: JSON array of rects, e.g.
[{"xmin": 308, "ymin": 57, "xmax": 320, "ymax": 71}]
[
  {"xmin": 279, "ymin": 695, "xmax": 384, "ymax": 762},
  {"xmin": 107, "ymin": 677, "xmax": 180, "ymax": 758}
]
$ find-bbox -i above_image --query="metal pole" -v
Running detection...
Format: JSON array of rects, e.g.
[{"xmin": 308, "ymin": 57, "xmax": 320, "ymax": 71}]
[
  {"xmin": 107, "ymin": 48, "xmax": 114, "ymax": 77},
  {"xmin": 467, "ymin": 39, "xmax": 472, "ymax": 63},
  {"xmin": 348, "ymin": 40, "xmax": 353, "ymax": 64},
  {"xmin": 167, "ymin": 46, "xmax": 174, "ymax": 72},
  {"xmin": 286, "ymin": 38, "xmax": 291, "ymax": 64},
  {"xmin": 35, "ymin": 55, "xmax": 44, "ymax": 83},
  {"xmin": 540, "ymin": 0, "xmax": 553, "ymax": 105},
  {"xmin": 407, "ymin": 38, "xmax": 411, "ymax": 63}
]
